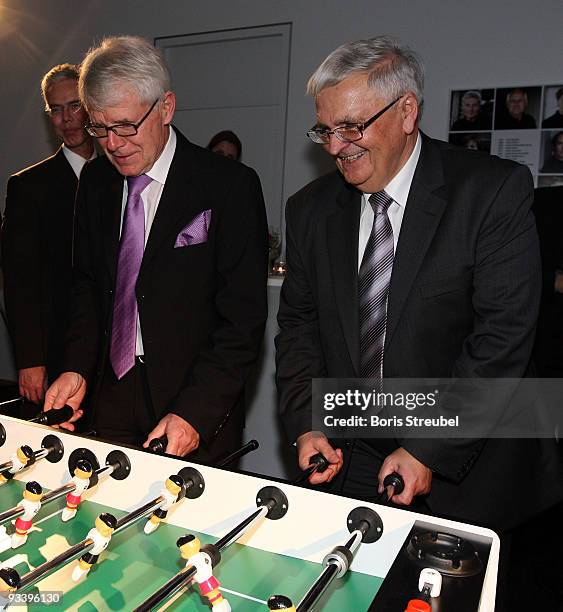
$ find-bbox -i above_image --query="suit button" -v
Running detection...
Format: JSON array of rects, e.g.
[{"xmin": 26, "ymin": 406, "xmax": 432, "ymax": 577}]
[{"xmin": 104, "ymin": 329, "xmax": 108, "ymax": 336}]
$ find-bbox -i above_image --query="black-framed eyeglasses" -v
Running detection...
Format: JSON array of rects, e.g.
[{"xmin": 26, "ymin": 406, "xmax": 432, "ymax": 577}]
[
  {"xmin": 85, "ymin": 98, "xmax": 159, "ymax": 138},
  {"xmin": 46, "ymin": 101, "xmax": 83, "ymax": 117},
  {"xmin": 307, "ymin": 97, "xmax": 401, "ymax": 144}
]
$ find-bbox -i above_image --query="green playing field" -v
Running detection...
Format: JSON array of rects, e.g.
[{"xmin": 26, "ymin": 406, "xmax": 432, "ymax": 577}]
[{"xmin": 0, "ymin": 481, "xmax": 382, "ymax": 611}]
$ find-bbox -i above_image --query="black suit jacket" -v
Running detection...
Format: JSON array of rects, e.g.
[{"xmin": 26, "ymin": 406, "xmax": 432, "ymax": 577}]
[
  {"xmin": 276, "ymin": 134, "xmax": 562, "ymax": 528},
  {"xmin": 2, "ymin": 147, "xmax": 77, "ymax": 380},
  {"xmin": 63, "ymin": 128, "xmax": 268, "ymax": 456}
]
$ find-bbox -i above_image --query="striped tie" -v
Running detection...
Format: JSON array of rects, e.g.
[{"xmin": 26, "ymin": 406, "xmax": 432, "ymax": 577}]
[{"xmin": 359, "ymin": 191, "xmax": 394, "ymax": 378}]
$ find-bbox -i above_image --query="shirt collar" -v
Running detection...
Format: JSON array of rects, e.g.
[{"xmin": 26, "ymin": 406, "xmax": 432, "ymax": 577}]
[
  {"xmin": 62, "ymin": 143, "xmax": 97, "ymax": 178},
  {"xmin": 145, "ymin": 127, "xmax": 177, "ymax": 185}
]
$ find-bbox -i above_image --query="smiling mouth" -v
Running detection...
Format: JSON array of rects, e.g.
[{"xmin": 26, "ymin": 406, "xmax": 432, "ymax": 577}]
[{"xmin": 338, "ymin": 150, "xmax": 366, "ymax": 163}]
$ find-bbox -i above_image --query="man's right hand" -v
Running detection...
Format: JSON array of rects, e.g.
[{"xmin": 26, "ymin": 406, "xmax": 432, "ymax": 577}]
[
  {"xmin": 296, "ymin": 431, "xmax": 343, "ymax": 485},
  {"xmin": 18, "ymin": 366, "xmax": 47, "ymax": 404},
  {"xmin": 43, "ymin": 372, "xmax": 87, "ymax": 431}
]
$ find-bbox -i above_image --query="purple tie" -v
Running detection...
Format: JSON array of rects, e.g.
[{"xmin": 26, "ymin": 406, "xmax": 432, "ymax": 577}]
[{"xmin": 110, "ymin": 174, "xmax": 153, "ymax": 380}]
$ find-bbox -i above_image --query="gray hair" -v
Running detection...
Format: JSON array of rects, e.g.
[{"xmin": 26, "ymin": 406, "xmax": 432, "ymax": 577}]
[
  {"xmin": 461, "ymin": 90, "xmax": 482, "ymax": 104},
  {"xmin": 41, "ymin": 63, "xmax": 80, "ymax": 110},
  {"xmin": 307, "ymin": 36, "xmax": 424, "ymax": 107},
  {"xmin": 79, "ymin": 36, "xmax": 171, "ymax": 110}
]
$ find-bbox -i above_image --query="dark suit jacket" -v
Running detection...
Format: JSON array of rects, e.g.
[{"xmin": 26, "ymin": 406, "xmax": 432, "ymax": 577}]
[
  {"xmin": 63, "ymin": 128, "xmax": 268, "ymax": 458},
  {"xmin": 2, "ymin": 147, "xmax": 77, "ymax": 380},
  {"xmin": 276, "ymin": 134, "xmax": 562, "ymax": 529}
]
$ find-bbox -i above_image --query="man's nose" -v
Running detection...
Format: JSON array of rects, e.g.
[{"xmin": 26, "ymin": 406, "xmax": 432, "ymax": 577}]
[
  {"xmin": 62, "ymin": 105, "xmax": 73, "ymax": 122},
  {"xmin": 325, "ymin": 133, "xmax": 349, "ymax": 156},
  {"xmin": 106, "ymin": 130, "xmax": 126, "ymax": 151}
]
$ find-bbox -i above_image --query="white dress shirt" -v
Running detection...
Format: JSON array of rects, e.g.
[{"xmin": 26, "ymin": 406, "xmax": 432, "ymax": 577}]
[
  {"xmin": 62, "ymin": 144, "xmax": 96, "ymax": 178},
  {"xmin": 358, "ymin": 132, "xmax": 421, "ymax": 269},
  {"xmin": 118, "ymin": 127, "xmax": 178, "ymax": 355}
]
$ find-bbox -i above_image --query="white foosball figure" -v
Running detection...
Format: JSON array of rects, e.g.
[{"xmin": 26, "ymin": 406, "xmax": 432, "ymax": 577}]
[
  {"xmin": 419, "ymin": 567, "xmax": 442, "ymax": 598},
  {"xmin": 11, "ymin": 481, "xmax": 43, "ymax": 548},
  {"xmin": 177, "ymin": 534, "xmax": 231, "ymax": 611},
  {"xmin": 144, "ymin": 475, "xmax": 184, "ymax": 535},
  {"xmin": 62, "ymin": 460, "xmax": 93, "ymax": 522},
  {"xmin": 0, "ymin": 446, "xmax": 34, "ymax": 485},
  {"xmin": 72, "ymin": 512, "xmax": 117, "ymax": 582}
]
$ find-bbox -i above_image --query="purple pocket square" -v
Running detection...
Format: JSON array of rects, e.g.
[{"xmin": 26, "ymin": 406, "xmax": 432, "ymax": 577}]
[{"xmin": 174, "ymin": 209, "xmax": 212, "ymax": 247}]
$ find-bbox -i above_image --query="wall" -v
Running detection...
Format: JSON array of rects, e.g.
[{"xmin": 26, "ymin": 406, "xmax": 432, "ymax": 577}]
[{"xmin": 1, "ymin": 0, "xmax": 562, "ymax": 207}]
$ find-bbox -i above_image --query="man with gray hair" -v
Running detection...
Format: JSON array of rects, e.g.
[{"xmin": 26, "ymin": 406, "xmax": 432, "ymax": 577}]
[
  {"xmin": 44, "ymin": 36, "xmax": 268, "ymax": 461},
  {"xmin": 276, "ymin": 36, "xmax": 561, "ymax": 533},
  {"xmin": 2, "ymin": 63, "xmax": 95, "ymax": 404}
]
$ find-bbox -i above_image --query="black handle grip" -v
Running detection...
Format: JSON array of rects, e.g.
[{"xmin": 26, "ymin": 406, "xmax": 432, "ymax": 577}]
[
  {"xmin": 379, "ymin": 472, "xmax": 405, "ymax": 503},
  {"xmin": 148, "ymin": 435, "xmax": 167, "ymax": 454},
  {"xmin": 292, "ymin": 452, "xmax": 330, "ymax": 485},
  {"xmin": 217, "ymin": 439, "xmax": 259, "ymax": 467},
  {"xmin": 32, "ymin": 405, "xmax": 74, "ymax": 426}
]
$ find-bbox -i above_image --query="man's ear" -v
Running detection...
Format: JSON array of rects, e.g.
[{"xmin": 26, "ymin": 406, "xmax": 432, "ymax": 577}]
[
  {"xmin": 161, "ymin": 91, "xmax": 176, "ymax": 125},
  {"xmin": 401, "ymin": 92, "xmax": 419, "ymax": 135}
]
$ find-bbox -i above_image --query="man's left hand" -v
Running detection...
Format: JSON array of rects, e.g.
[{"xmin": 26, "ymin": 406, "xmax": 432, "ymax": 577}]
[
  {"xmin": 378, "ymin": 447, "xmax": 432, "ymax": 505},
  {"xmin": 143, "ymin": 413, "xmax": 200, "ymax": 457}
]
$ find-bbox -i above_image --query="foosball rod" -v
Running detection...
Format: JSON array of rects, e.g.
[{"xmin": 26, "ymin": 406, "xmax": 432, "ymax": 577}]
[
  {"xmin": 112, "ymin": 466, "xmax": 204, "ymax": 536},
  {"xmin": 134, "ymin": 485, "xmax": 289, "ymax": 612},
  {"xmin": 148, "ymin": 436, "xmax": 259, "ymax": 469},
  {"xmin": 0, "ymin": 454, "xmax": 125, "ymax": 527},
  {"xmin": 17, "ymin": 528, "xmax": 104, "ymax": 590},
  {"xmin": 293, "ymin": 507, "xmax": 384, "ymax": 612},
  {"xmin": 0, "ymin": 434, "xmax": 64, "ymax": 480},
  {"xmin": 15, "ymin": 468, "xmax": 203, "ymax": 592}
]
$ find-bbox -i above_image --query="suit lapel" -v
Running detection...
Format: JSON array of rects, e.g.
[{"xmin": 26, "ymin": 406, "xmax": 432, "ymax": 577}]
[
  {"xmin": 101, "ymin": 168, "xmax": 126, "ymax": 284},
  {"xmin": 327, "ymin": 182, "xmax": 362, "ymax": 375},
  {"xmin": 385, "ymin": 135, "xmax": 448, "ymax": 349},
  {"xmin": 140, "ymin": 132, "xmax": 201, "ymax": 273}
]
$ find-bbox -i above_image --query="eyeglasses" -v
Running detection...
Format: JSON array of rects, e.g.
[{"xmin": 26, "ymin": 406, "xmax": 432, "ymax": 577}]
[
  {"xmin": 85, "ymin": 98, "xmax": 159, "ymax": 138},
  {"xmin": 46, "ymin": 101, "xmax": 83, "ymax": 117},
  {"xmin": 307, "ymin": 97, "xmax": 401, "ymax": 144}
]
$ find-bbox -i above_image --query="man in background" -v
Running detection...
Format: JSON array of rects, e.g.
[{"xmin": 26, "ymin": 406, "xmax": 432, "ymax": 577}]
[
  {"xmin": 44, "ymin": 37, "xmax": 267, "ymax": 461},
  {"xmin": 2, "ymin": 64, "xmax": 95, "ymax": 404}
]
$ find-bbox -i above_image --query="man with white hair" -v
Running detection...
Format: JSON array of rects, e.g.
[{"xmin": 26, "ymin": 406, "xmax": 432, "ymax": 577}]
[
  {"xmin": 276, "ymin": 36, "xmax": 561, "ymax": 532},
  {"xmin": 44, "ymin": 36, "xmax": 268, "ymax": 462}
]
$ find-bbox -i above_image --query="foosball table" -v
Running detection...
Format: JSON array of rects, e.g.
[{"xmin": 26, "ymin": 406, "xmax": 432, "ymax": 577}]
[{"xmin": 0, "ymin": 414, "xmax": 499, "ymax": 611}]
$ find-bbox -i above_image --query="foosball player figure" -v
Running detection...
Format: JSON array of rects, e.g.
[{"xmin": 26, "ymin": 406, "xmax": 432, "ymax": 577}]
[
  {"xmin": 267, "ymin": 595, "xmax": 296, "ymax": 611},
  {"xmin": 0, "ymin": 446, "xmax": 34, "ymax": 485},
  {"xmin": 144, "ymin": 475, "xmax": 184, "ymax": 535},
  {"xmin": 72, "ymin": 512, "xmax": 117, "ymax": 581},
  {"xmin": 62, "ymin": 459, "xmax": 93, "ymax": 522},
  {"xmin": 177, "ymin": 534, "xmax": 231, "ymax": 611},
  {"xmin": 11, "ymin": 480, "xmax": 43, "ymax": 548}
]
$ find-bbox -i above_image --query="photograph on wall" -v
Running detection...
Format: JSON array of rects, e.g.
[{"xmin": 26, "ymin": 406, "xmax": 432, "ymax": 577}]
[
  {"xmin": 448, "ymin": 84, "xmax": 563, "ymax": 186},
  {"xmin": 541, "ymin": 85, "xmax": 563, "ymax": 128}
]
